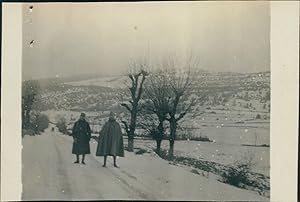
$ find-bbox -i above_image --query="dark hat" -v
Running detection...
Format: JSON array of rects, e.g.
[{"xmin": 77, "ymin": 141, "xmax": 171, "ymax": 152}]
[{"xmin": 80, "ymin": 113, "xmax": 86, "ymax": 117}]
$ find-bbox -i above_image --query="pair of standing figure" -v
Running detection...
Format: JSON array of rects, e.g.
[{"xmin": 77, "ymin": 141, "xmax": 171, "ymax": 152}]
[{"xmin": 71, "ymin": 112, "xmax": 124, "ymax": 167}]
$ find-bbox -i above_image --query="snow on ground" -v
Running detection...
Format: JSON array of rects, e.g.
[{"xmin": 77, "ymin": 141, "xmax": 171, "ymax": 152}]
[
  {"xmin": 22, "ymin": 128, "xmax": 268, "ymax": 201},
  {"xmin": 42, "ymin": 109, "xmax": 269, "ymax": 176},
  {"xmin": 133, "ymin": 138, "xmax": 269, "ymax": 177}
]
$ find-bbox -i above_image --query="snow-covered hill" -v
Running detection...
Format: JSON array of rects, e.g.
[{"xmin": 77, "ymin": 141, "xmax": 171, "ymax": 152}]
[
  {"xmin": 66, "ymin": 75, "xmax": 128, "ymax": 89},
  {"xmin": 35, "ymin": 71, "xmax": 270, "ymax": 113}
]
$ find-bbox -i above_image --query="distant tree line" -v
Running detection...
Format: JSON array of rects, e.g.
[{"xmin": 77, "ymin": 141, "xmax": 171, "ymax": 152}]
[{"xmin": 22, "ymin": 80, "xmax": 49, "ymax": 136}]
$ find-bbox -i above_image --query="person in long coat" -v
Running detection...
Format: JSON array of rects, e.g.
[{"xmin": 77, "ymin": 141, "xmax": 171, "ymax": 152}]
[
  {"xmin": 96, "ymin": 112, "xmax": 124, "ymax": 167},
  {"xmin": 72, "ymin": 113, "xmax": 91, "ymax": 164}
]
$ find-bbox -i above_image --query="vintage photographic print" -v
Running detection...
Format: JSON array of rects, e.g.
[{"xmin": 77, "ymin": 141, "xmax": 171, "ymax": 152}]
[{"xmin": 20, "ymin": 2, "xmax": 272, "ymax": 201}]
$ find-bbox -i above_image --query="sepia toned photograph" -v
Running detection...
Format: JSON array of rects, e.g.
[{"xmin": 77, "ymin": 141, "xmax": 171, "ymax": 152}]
[{"xmin": 20, "ymin": 1, "xmax": 272, "ymax": 201}]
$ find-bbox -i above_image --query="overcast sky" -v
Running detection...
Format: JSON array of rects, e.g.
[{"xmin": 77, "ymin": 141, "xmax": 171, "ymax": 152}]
[{"xmin": 22, "ymin": 2, "xmax": 270, "ymax": 80}]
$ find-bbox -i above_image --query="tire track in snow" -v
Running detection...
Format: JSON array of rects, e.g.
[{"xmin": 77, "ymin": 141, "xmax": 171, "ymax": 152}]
[
  {"xmin": 106, "ymin": 168, "xmax": 155, "ymax": 200},
  {"xmin": 86, "ymin": 151, "xmax": 150, "ymax": 199},
  {"xmin": 57, "ymin": 134, "xmax": 145, "ymax": 199},
  {"xmin": 54, "ymin": 134, "xmax": 105, "ymax": 200},
  {"xmin": 53, "ymin": 133, "xmax": 73, "ymax": 199},
  {"xmin": 87, "ymin": 139, "xmax": 158, "ymax": 200}
]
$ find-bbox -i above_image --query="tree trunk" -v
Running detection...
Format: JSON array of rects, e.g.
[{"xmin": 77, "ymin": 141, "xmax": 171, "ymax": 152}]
[
  {"xmin": 155, "ymin": 118, "xmax": 165, "ymax": 156},
  {"xmin": 155, "ymin": 139, "xmax": 162, "ymax": 155},
  {"xmin": 127, "ymin": 106, "xmax": 137, "ymax": 152},
  {"xmin": 168, "ymin": 139, "xmax": 175, "ymax": 160},
  {"xmin": 128, "ymin": 136, "xmax": 134, "ymax": 152},
  {"xmin": 168, "ymin": 118, "xmax": 177, "ymax": 160}
]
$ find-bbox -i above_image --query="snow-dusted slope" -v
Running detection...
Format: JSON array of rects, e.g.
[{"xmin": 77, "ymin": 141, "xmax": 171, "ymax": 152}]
[
  {"xmin": 66, "ymin": 75, "xmax": 128, "ymax": 89},
  {"xmin": 22, "ymin": 128, "xmax": 268, "ymax": 201}
]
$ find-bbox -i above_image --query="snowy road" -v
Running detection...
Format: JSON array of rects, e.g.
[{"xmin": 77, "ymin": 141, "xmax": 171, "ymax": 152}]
[
  {"xmin": 22, "ymin": 130, "xmax": 154, "ymax": 200},
  {"xmin": 22, "ymin": 129, "xmax": 268, "ymax": 201}
]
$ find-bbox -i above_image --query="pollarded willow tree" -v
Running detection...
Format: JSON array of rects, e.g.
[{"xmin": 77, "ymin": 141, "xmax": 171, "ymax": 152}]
[
  {"xmin": 143, "ymin": 70, "xmax": 171, "ymax": 155},
  {"xmin": 162, "ymin": 55, "xmax": 200, "ymax": 159},
  {"xmin": 141, "ymin": 53, "xmax": 200, "ymax": 159},
  {"xmin": 121, "ymin": 59, "xmax": 149, "ymax": 152}
]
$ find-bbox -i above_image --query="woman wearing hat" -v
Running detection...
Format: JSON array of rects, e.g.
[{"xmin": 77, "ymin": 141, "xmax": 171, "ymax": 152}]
[{"xmin": 96, "ymin": 112, "xmax": 124, "ymax": 167}]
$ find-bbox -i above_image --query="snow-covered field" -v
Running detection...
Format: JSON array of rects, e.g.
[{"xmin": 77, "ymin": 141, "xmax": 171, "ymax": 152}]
[
  {"xmin": 66, "ymin": 75, "xmax": 127, "ymax": 89},
  {"xmin": 42, "ymin": 105, "xmax": 270, "ymax": 178},
  {"xmin": 132, "ymin": 138, "xmax": 269, "ymax": 177},
  {"xmin": 25, "ymin": 71, "xmax": 270, "ymax": 200},
  {"xmin": 41, "ymin": 109, "xmax": 270, "ymax": 198},
  {"xmin": 22, "ymin": 128, "xmax": 268, "ymax": 201}
]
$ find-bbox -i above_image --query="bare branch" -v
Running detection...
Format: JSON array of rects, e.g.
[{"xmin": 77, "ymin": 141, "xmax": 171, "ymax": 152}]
[
  {"xmin": 120, "ymin": 103, "xmax": 132, "ymax": 112},
  {"xmin": 176, "ymin": 99, "xmax": 196, "ymax": 122},
  {"xmin": 121, "ymin": 121, "xmax": 130, "ymax": 134},
  {"xmin": 128, "ymin": 74, "xmax": 134, "ymax": 83},
  {"xmin": 136, "ymin": 71, "xmax": 148, "ymax": 101}
]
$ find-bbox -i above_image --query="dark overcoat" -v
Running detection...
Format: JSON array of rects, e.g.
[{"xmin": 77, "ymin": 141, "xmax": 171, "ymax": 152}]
[
  {"xmin": 96, "ymin": 118, "xmax": 124, "ymax": 157},
  {"xmin": 72, "ymin": 119, "xmax": 91, "ymax": 155}
]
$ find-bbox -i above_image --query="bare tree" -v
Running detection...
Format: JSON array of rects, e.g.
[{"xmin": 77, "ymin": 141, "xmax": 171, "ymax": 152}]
[
  {"xmin": 162, "ymin": 55, "xmax": 199, "ymax": 159},
  {"xmin": 121, "ymin": 59, "xmax": 149, "ymax": 152},
  {"xmin": 143, "ymin": 70, "xmax": 171, "ymax": 155}
]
